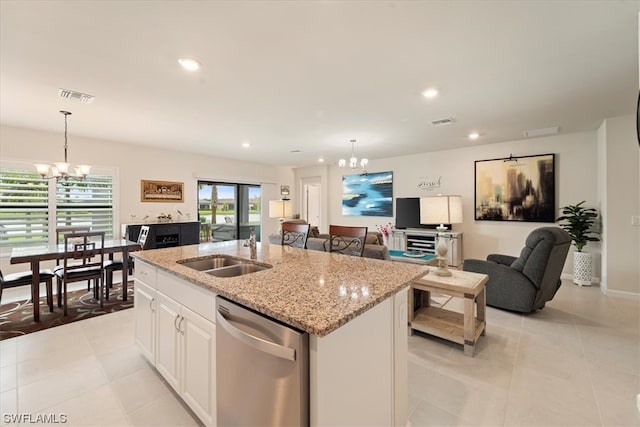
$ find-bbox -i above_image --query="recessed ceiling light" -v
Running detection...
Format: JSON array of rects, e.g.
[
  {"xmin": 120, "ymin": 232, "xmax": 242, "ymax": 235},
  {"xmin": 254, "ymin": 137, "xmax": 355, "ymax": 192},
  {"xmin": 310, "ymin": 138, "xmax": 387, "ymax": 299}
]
[
  {"xmin": 318, "ymin": 157, "xmax": 324, "ymax": 163},
  {"xmin": 178, "ymin": 57, "xmax": 201, "ymax": 71},
  {"xmin": 422, "ymin": 88, "xmax": 438, "ymax": 98},
  {"xmin": 241, "ymin": 142, "xmax": 250, "ymax": 148},
  {"xmin": 468, "ymin": 132, "xmax": 480, "ymax": 140}
]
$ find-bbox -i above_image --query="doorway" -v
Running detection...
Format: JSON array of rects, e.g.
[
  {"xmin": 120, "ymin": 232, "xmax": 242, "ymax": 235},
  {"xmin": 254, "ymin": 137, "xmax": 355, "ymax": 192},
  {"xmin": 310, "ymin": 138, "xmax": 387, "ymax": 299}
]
[
  {"xmin": 302, "ymin": 177, "xmax": 321, "ymax": 230},
  {"xmin": 197, "ymin": 181, "xmax": 261, "ymax": 242}
]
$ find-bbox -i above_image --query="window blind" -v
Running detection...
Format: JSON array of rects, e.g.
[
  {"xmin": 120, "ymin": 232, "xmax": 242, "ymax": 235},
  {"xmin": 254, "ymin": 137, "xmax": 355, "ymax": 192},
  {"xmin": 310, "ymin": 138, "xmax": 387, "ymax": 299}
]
[
  {"xmin": 0, "ymin": 168, "xmax": 49, "ymax": 247},
  {"xmin": 56, "ymin": 175, "xmax": 114, "ymax": 238}
]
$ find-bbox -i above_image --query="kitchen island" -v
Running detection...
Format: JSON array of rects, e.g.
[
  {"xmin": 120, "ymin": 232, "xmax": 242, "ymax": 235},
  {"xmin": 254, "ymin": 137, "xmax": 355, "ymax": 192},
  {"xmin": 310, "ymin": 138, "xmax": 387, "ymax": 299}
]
[{"xmin": 132, "ymin": 240, "xmax": 428, "ymax": 426}]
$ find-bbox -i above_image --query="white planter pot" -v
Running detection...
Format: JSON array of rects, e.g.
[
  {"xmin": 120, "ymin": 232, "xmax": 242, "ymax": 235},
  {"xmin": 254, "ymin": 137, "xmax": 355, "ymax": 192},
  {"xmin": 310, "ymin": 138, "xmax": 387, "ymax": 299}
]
[{"xmin": 573, "ymin": 251, "xmax": 593, "ymax": 286}]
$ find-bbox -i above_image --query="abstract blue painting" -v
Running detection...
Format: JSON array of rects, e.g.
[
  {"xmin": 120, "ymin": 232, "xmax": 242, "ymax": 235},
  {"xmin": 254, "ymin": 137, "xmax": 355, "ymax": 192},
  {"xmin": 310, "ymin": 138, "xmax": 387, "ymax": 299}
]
[{"xmin": 342, "ymin": 171, "xmax": 393, "ymax": 217}]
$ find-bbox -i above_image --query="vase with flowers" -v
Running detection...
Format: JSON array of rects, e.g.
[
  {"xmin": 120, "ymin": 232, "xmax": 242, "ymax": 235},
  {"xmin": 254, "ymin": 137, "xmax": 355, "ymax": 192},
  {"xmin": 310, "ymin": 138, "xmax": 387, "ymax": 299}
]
[{"xmin": 376, "ymin": 222, "xmax": 394, "ymax": 247}]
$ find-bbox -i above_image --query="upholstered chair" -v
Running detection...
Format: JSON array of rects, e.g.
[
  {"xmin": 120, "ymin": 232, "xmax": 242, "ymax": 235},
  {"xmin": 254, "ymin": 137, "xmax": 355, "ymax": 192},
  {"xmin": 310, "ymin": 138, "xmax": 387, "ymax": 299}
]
[{"xmin": 462, "ymin": 227, "xmax": 571, "ymax": 313}]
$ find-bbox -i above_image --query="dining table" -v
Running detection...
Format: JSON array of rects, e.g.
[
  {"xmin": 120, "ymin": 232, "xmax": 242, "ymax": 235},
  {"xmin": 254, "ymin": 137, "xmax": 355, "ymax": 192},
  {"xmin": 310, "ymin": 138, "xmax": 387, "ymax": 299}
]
[{"xmin": 10, "ymin": 239, "xmax": 141, "ymax": 322}]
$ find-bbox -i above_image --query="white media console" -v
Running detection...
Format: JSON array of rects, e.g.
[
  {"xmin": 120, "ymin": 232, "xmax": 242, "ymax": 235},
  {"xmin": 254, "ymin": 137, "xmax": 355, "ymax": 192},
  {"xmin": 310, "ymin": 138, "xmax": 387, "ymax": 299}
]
[{"xmin": 390, "ymin": 228, "xmax": 463, "ymax": 268}]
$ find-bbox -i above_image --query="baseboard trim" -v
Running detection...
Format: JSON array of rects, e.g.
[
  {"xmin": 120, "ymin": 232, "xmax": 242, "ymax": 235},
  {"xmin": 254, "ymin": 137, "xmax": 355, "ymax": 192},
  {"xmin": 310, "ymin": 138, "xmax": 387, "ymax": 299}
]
[
  {"xmin": 560, "ymin": 273, "xmax": 601, "ymax": 285},
  {"xmin": 560, "ymin": 274, "xmax": 639, "ymax": 298},
  {"xmin": 602, "ymin": 288, "xmax": 640, "ymax": 300}
]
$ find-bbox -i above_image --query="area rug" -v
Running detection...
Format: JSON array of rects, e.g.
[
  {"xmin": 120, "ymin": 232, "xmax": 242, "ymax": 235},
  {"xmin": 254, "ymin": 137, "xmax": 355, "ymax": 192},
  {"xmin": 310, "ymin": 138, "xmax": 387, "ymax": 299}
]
[{"xmin": 0, "ymin": 281, "xmax": 134, "ymax": 340}]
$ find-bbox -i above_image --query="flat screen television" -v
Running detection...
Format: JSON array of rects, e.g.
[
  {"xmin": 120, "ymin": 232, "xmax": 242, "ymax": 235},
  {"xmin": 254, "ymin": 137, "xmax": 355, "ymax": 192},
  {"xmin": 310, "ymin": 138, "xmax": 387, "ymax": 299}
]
[{"xmin": 395, "ymin": 197, "xmax": 451, "ymax": 230}]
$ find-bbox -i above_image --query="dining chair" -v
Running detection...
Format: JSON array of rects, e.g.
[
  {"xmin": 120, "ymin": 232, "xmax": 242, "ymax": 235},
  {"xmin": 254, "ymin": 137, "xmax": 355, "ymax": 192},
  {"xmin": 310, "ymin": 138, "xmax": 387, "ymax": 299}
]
[
  {"xmin": 55, "ymin": 226, "xmax": 92, "ymax": 291},
  {"xmin": 0, "ymin": 269, "xmax": 56, "ymax": 313},
  {"xmin": 56, "ymin": 226, "xmax": 92, "ymax": 245},
  {"xmin": 281, "ymin": 222, "xmax": 310, "ymax": 249},
  {"xmin": 328, "ymin": 225, "xmax": 368, "ymax": 257},
  {"xmin": 55, "ymin": 231, "xmax": 105, "ymax": 316},
  {"xmin": 104, "ymin": 225, "xmax": 150, "ymax": 298}
]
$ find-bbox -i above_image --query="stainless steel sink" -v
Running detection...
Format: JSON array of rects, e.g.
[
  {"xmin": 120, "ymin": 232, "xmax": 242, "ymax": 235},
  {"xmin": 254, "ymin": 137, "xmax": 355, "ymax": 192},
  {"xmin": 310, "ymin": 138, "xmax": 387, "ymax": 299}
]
[
  {"xmin": 178, "ymin": 256, "xmax": 241, "ymax": 271},
  {"xmin": 206, "ymin": 263, "xmax": 271, "ymax": 278},
  {"xmin": 178, "ymin": 255, "xmax": 272, "ymax": 278}
]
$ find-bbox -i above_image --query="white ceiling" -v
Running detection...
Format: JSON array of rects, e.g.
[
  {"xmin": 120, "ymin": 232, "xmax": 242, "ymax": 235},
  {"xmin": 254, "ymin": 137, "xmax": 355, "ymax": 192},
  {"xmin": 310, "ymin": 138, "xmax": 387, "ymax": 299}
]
[{"xmin": 1, "ymin": 1, "xmax": 638, "ymax": 168}]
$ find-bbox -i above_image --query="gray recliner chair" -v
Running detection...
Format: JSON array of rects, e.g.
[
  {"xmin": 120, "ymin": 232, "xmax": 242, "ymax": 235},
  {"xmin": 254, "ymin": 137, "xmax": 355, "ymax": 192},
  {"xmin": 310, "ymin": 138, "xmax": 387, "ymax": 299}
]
[{"xmin": 462, "ymin": 227, "xmax": 571, "ymax": 313}]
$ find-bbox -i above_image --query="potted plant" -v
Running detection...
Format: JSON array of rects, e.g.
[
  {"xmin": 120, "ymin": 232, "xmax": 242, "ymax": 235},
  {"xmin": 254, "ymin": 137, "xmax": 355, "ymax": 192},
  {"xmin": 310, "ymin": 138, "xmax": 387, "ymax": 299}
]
[{"xmin": 556, "ymin": 201, "xmax": 600, "ymax": 286}]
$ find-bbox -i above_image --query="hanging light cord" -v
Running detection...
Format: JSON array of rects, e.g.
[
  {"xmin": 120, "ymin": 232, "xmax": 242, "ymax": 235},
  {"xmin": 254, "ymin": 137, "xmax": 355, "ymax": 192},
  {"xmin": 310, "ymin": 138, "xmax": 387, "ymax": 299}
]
[{"xmin": 61, "ymin": 110, "xmax": 71, "ymax": 164}]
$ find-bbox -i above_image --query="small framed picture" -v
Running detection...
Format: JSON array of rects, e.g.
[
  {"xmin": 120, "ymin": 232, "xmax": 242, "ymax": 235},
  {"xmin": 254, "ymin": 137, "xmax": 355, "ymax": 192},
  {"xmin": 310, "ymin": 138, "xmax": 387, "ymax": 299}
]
[
  {"xmin": 280, "ymin": 185, "xmax": 290, "ymax": 196},
  {"xmin": 141, "ymin": 180, "xmax": 184, "ymax": 203}
]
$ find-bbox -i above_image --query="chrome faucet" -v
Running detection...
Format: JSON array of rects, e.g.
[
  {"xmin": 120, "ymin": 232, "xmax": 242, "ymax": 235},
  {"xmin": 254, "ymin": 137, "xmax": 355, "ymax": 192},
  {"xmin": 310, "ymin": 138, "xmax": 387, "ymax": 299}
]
[{"xmin": 243, "ymin": 227, "xmax": 257, "ymax": 259}]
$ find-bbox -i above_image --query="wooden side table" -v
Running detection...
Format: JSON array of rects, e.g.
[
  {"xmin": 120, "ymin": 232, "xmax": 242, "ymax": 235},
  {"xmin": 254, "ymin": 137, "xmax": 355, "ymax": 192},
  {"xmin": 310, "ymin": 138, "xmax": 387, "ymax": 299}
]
[{"xmin": 409, "ymin": 268, "xmax": 488, "ymax": 357}]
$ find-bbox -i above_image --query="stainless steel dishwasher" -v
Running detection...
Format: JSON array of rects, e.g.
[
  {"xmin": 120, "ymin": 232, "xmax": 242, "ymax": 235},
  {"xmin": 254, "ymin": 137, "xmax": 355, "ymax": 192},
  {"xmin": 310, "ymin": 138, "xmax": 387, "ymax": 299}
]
[{"xmin": 215, "ymin": 296, "xmax": 309, "ymax": 426}]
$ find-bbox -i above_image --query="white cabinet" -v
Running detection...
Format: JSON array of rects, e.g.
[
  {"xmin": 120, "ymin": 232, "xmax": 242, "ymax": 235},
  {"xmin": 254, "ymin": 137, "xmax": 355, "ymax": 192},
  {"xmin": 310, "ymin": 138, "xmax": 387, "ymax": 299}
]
[
  {"xmin": 133, "ymin": 280, "xmax": 156, "ymax": 362},
  {"xmin": 156, "ymin": 292, "xmax": 181, "ymax": 390},
  {"xmin": 134, "ymin": 263, "xmax": 216, "ymax": 426},
  {"xmin": 156, "ymin": 292, "xmax": 216, "ymax": 425},
  {"xmin": 134, "ymin": 260, "xmax": 157, "ymax": 363},
  {"xmin": 181, "ymin": 306, "xmax": 216, "ymax": 425},
  {"xmin": 310, "ymin": 288, "xmax": 408, "ymax": 426}
]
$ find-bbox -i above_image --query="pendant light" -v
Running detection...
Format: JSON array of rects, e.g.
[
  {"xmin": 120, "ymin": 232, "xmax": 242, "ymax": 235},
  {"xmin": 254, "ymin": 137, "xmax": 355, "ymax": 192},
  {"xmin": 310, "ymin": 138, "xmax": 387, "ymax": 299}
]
[
  {"xmin": 35, "ymin": 111, "xmax": 91, "ymax": 180},
  {"xmin": 338, "ymin": 139, "xmax": 368, "ymax": 173}
]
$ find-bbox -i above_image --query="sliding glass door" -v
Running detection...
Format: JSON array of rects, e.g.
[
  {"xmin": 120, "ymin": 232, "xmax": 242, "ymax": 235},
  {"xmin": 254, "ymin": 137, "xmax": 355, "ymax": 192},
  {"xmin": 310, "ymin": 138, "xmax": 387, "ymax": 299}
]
[{"xmin": 197, "ymin": 181, "xmax": 261, "ymax": 242}]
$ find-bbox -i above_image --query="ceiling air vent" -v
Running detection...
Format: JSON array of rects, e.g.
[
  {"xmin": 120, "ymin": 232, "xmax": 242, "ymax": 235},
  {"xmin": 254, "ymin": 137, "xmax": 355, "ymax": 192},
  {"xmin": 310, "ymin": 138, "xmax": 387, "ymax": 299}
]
[
  {"xmin": 430, "ymin": 117, "xmax": 456, "ymax": 127},
  {"xmin": 58, "ymin": 88, "xmax": 95, "ymax": 104},
  {"xmin": 523, "ymin": 126, "xmax": 559, "ymax": 138}
]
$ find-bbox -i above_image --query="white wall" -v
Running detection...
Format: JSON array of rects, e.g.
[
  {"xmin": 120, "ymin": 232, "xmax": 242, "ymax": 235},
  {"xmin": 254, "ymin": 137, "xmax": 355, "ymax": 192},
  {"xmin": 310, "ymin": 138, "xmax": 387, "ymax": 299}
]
[
  {"xmin": 295, "ymin": 129, "xmax": 623, "ymax": 285},
  {"xmin": 1, "ymin": 125, "xmax": 293, "ymax": 272},
  {"xmin": 598, "ymin": 116, "xmax": 640, "ymax": 296}
]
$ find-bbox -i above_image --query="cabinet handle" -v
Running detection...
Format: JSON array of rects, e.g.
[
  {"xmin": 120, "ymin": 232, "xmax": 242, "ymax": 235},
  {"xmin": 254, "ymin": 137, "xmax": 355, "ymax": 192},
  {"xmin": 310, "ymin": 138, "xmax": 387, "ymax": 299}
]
[
  {"xmin": 216, "ymin": 308, "xmax": 296, "ymax": 361},
  {"xmin": 149, "ymin": 297, "xmax": 155, "ymax": 313},
  {"xmin": 174, "ymin": 314, "xmax": 181, "ymax": 332},
  {"xmin": 178, "ymin": 316, "xmax": 185, "ymax": 335}
]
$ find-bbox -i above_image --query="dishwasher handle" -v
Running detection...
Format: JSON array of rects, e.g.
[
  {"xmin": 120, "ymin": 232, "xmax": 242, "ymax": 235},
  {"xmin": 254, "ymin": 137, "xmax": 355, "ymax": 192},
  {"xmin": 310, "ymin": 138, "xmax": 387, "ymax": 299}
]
[{"xmin": 216, "ymin": 308, "xmax": 296, "ymax": 362}]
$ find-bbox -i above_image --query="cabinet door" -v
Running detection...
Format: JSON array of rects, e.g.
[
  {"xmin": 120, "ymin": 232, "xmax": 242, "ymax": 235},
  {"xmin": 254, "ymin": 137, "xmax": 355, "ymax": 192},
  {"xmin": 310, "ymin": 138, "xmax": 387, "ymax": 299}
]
[
  {"xmin": 156, "ymin": 292, "xmax": 181, "ymax": 391},
  {"xmin": 134, "ymin": 280, "xmax": 156, "ymax": 363},
  {"xmin": 126, "ymin": 224, "xmax": 141, "ymax": 242},
  {"xmin": 180, "ymin": 223, "xmax": 200, "ymax": 245},
  {"xmin": 181, "ymin": 306, "xmax": 216, "ymax": 426}
]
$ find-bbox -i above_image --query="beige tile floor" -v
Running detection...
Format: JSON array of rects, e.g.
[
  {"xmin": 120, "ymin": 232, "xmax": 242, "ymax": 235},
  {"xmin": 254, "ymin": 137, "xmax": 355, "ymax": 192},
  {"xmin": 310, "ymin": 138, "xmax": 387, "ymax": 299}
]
[{"xmin": 1, "ymin": 279, "xmax": 639, "ymax": 426}]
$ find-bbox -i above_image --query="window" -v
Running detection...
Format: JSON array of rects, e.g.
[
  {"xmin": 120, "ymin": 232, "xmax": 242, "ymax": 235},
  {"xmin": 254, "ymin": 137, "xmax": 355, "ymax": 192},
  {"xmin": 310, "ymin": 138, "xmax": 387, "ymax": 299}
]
[
  {"xmin": 56, "ymin": 175, "xmax": 114, "ymax": 238},
  {"xmin": 0, "ymin": 165, "xmax": 114, "ymax": 249},
  {"xmin": 197, "ymin": 181, "xmax": 261, "ymax": 242},
  {"xmin": 0, "ymin": 168, "xmax": 49, "ymax": 248}
]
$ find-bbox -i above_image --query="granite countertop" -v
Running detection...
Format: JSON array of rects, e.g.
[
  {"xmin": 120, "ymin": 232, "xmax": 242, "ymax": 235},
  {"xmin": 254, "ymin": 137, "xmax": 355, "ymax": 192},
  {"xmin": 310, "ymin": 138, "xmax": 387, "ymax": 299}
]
[{"xmin": 132, "ymin": 241, "xmax": 428, "ymax": 337}]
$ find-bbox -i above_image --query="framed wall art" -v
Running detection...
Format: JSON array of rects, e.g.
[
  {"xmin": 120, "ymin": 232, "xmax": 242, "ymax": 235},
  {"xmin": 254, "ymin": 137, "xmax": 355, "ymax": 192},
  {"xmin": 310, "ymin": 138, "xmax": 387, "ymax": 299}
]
[
  {"xmin": 141, "ymin": 180, "xmax": 184, "ymax": 203},
  {"xmin": 342, "ymin": 171, "xmax": 393, "ymax": 217},
  {"xmin": 475, "ymin": 153, "xmax": 555, "ymax": 222}
]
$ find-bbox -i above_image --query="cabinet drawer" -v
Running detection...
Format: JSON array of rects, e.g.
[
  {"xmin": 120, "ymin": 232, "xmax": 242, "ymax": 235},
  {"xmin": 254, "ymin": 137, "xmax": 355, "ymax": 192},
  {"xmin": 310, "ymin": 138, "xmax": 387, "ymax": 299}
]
[
  {"xmin": 134, "ymin": 260, "xmax": 157, "ymax": 287},
  {"xmin": 155, "ymin": 225, "xmax": 180, "ymax": 235},
  {"xmin": 157, "ymin": 270, "xmax": 216, "ymax": 323}
]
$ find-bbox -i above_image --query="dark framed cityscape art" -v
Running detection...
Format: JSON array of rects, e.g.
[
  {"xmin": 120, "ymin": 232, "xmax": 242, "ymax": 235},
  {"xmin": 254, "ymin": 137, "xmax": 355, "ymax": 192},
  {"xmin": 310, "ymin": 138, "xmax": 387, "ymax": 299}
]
[
  {"xmin": 474, "ymin": 153, "xmax": 555, "ymax": 222},
  {"xmin": 342, "ymin": 171, "xmax": 393, "ymax": 217}
]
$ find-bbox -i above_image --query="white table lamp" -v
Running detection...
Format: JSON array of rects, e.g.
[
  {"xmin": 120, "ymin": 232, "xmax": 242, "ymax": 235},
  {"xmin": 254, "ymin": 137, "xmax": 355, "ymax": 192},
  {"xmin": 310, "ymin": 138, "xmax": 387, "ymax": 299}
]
[
  {"xmin": 269, "ymin": 200, "xmax": 293, "ymax": 233},
  {"xmin": 420, "ymin": 195, "xmax": 463, "ymax": 276}
]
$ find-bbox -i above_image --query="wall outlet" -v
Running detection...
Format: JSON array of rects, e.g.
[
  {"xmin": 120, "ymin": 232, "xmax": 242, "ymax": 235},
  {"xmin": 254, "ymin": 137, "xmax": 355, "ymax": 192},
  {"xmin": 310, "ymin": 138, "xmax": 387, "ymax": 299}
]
[{"xmin": 632, "ymin": 216, "xmax": 640, "ymax": 226}]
